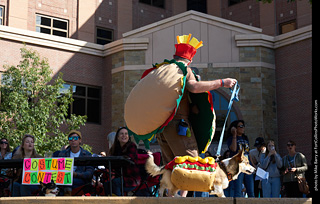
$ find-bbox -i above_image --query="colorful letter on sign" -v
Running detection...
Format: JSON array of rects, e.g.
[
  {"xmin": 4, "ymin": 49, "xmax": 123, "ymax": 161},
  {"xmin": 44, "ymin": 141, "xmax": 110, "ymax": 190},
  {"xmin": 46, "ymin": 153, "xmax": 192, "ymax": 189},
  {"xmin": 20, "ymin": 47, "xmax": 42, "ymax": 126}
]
[{"xmin": 22, "ymin": 158, "xmax": 74, "ymax": 186}]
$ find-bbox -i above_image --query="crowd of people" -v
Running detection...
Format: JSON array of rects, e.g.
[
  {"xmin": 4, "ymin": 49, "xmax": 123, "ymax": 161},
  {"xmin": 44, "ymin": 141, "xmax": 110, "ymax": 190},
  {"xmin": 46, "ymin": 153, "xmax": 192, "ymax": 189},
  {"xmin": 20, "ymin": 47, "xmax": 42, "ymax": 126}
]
[
  {"xmin": 0, "ymin": 121, "xmax": 309, "ymax": 198},
  {"xmin": 220, "ymin": 120, "xmax": 309, "ymax": 198},
  {"xmin": 0, "ymin": 127, "xmax": 143, "ymax": 197}
]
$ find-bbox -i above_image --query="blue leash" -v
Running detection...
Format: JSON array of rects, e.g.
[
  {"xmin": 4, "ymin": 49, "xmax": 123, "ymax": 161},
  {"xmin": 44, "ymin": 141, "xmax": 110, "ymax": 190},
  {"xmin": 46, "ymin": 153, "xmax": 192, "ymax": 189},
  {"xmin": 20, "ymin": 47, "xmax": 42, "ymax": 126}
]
[{"xmin": 216, "ymin": 82, "xmax": 240, "ymax": 157}]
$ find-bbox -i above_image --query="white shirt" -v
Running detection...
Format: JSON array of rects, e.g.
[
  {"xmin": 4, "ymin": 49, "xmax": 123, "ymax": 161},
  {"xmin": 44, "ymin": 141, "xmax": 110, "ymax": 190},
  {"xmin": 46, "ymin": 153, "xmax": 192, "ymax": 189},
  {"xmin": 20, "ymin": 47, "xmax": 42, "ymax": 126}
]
[
  {"xmin": 70, "ymin": 150, "xmax": 81, "ymax": 171},
  {"xmin": 249, "ymin": 148, "xmax": 265, "ymax": 167}
]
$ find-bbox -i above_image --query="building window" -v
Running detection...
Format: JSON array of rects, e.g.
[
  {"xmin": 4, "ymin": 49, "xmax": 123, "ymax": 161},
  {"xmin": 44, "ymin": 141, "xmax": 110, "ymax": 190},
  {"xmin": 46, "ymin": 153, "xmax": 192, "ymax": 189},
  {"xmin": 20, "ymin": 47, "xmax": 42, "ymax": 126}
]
[
  {"xmin": 139, "ymin": 0, "xmax": 165, "ymax": 8},
  {"xmin": 0, "ymin": 73, "xmax": 3, "ymax": 110},
  {"xmin": 187, "ymin": 0, "xmax": 207, "ymax": 14},
  {"xmin": 279, "ymin": 20, "xmax": 296, "ymax": 34},
  {"xmin": 0, "ymin": 6, "xmax": 4, "ymax": 25},
  {"xmin": 229, "ymin": 0, "xmax": 245, "ymax": 6},
  {"xmin": 36, "ymin": 14, "xmax": 68, "ymax": 37},
  {"xmin": 62, "ymin": 84, "xmax": 101, "ymax": 124},
  {"xmin": 96, "ymin": 27, "xmax": 113, "ymax": 45}
]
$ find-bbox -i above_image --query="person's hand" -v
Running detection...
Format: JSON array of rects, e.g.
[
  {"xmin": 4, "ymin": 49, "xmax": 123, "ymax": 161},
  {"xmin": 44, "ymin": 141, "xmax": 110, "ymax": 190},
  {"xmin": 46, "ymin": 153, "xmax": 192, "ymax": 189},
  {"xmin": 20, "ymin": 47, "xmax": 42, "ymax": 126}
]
[
  {"xmin": 231, "ymin": 127, "xmax": 237, "ymax": 136},
  {"xmin": 223, "ymin": 78, "xmax": 237, "ymax": 88},
  {"xmin": 268, "ymin": 149, "xmax": 276, "ymax": 156},
  {"xmin": 268, "ymin": 145, "xmax": 276, "ymax": 156},
  {"xmin": 284, "ymin": 167, "xmax": 296, "ymax": 174}
]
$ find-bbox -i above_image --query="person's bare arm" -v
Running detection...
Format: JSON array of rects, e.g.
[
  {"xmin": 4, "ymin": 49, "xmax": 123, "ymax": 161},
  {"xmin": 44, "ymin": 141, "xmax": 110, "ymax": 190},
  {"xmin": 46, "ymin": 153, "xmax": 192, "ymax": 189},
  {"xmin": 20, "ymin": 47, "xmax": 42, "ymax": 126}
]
[
  {"xmin": 187, "ymin": 78, "xmax": 237, "ymax": 93},
  {"xmin": 229, "ymin": 127, "xmax": 238, "ymax": 152}
]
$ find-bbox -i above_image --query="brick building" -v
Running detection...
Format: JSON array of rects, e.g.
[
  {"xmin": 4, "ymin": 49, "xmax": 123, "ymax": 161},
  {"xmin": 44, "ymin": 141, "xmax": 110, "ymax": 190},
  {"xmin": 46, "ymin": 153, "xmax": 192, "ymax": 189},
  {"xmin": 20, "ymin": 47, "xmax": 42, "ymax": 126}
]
[{"xmin": 0, "ymin": 0, "xmax": 312, "ymax": 164}]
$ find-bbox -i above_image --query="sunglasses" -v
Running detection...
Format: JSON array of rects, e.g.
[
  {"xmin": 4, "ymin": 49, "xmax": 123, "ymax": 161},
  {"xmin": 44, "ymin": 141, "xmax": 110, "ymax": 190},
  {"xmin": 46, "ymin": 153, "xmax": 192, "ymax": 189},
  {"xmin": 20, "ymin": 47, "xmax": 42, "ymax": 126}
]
[
  {"xmin": 237, "ymin": 125, "xmax": 245, "ymax": 128},
  {"xmin": 0, "ymin": 141, "xmax": 8, "ymax": 145},
  {"xmin": 287, "ymin": 144, "xmax": 294, "ymax": 147},
  {"xmin": 68, "ymin": 136, "xmax": 80, "ymax": 141}
]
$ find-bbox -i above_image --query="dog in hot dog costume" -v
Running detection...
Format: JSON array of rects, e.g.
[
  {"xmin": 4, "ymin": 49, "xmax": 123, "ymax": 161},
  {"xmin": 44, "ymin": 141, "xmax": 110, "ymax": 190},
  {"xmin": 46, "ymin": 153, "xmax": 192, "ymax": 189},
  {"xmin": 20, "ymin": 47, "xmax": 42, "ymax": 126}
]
[{"xmin": 145, "ymin": 149, "xmax": 255, "ymax": 197}]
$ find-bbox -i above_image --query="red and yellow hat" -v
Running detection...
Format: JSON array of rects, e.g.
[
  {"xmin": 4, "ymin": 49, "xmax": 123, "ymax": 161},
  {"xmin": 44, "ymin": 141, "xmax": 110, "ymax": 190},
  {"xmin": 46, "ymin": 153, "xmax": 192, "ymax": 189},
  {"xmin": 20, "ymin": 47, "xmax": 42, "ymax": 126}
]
[{"xmin": 174, "ymin": 34, "xmax": 203, "ymax": 61}]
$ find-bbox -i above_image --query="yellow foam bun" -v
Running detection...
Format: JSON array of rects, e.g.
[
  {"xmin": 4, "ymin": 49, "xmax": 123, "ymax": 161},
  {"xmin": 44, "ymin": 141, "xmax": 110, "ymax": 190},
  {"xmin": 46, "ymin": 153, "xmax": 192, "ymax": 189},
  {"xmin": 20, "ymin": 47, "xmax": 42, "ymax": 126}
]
[
  {"xmin": 171, "ymin": 167, "xmax": 215, "ymax": 192},
  {"xmin": 174, "ymin": 156, "xmax": 215, "ymax": 165}
]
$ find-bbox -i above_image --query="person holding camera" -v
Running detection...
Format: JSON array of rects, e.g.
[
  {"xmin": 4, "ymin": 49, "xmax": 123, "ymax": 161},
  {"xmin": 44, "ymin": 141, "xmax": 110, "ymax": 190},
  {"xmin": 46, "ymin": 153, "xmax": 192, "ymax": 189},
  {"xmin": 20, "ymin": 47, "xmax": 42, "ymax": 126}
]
[
  {"xmin": 259, "ymin": 140, "xmax": 282, "ymax": 197},
  {"xmin": 282, "ymin": 140, "xmax": 308, "ymax": 197}
]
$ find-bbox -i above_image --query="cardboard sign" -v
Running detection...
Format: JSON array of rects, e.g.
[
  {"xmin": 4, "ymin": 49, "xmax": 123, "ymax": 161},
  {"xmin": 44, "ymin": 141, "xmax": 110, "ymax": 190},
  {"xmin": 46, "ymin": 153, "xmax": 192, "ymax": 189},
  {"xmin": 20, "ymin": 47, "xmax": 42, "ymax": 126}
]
[{"xmin": 22, "ymin": 158, "xmax": 74, "ymax": 185}]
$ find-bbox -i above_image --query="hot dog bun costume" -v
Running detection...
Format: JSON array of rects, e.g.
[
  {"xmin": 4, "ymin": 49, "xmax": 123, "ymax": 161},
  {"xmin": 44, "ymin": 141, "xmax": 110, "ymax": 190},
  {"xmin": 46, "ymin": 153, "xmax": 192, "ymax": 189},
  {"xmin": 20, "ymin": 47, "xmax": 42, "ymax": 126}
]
[
  {"xmin": 166, "ymin": 156, "xmax": 218, "ymax": 192},
  {"xmin": 124, "ymin": 34, "xmax": 216, "ymax": 153}
]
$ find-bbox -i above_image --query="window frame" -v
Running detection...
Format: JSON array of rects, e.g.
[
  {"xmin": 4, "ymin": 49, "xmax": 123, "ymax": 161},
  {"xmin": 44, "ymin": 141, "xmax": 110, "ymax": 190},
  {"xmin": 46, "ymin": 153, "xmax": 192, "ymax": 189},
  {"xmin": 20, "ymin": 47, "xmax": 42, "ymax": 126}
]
[
  {"xmin": 187, "ymin": 0, "xmax": 207, "ymax": 14},
  {"xmin": 0, "ymin": 72, "xmax": 2, "ymax": 109},
  {"xmin": 96, "ymin": 27, "xmax": 114, "ymax": 45},
  {"xmin": 279, "ymin": 20, "xmax": 296, "ymax": 35},
  {"xmin": 139, "ymin": 0, "xmax": 165, "ymax": 9},
  {"xmin": 228, "ymin": 0, "xmax": 245, "ymax": 6},
  {"xmin": 0, "ymin": 5, "xmax": 4, "ymax": 25},
  {"xmin": 63, "ymin": 83, "xmax": 102, "ymax": 124},
  {"xmin": 35, "ymin": 14, "xmax": 69, "ymax": 38}
]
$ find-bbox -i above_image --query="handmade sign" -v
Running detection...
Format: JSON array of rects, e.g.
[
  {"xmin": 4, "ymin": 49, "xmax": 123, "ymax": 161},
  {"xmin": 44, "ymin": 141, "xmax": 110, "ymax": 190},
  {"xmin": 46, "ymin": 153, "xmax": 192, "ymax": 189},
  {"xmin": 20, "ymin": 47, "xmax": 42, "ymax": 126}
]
[{"xmin": 22, "ymin": 158, "xmax": 74, "ymax": 185}]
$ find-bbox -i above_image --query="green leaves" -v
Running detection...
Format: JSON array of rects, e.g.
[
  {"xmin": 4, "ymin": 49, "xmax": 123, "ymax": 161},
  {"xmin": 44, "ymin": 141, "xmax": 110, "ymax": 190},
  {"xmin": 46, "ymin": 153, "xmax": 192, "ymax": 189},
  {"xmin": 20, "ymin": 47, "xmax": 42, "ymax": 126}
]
[{"xmin": 0, "ymin": 46, "xmax": 88, "ymax": 156}]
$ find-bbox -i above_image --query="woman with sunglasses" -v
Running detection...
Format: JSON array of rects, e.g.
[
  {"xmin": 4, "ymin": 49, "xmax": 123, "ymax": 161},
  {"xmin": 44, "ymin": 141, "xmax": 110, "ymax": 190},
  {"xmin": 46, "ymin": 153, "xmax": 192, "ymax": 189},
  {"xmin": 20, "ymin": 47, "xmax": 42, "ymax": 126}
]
[
  {"xmin": 0, "ymin": 138, "xmax": 12, "ymax": 161},
  {"xmin": 0, "ymin": 138, "xmax": 12, "ymax": 196},
  {"xmin": 11, "ymin": 134, "xmax": 41, "ymax": 196},
  {"xmin": 226, "ymin": 120, "xmax": 254, "ymax": 198},
  {"xmin": 282, "ymin": 140, "xmax": 308, "ymax": 197}
]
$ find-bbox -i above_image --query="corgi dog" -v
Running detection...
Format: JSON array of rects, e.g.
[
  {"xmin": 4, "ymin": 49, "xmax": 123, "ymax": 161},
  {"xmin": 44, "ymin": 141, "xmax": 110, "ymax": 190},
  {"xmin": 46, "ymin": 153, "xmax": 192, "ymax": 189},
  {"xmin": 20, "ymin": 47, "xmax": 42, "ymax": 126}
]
[
  {"xmin": 145, "ymin": 149, "xmax": 255, "ymax": 197},
  {"xmin": 39, "ymin": 180, "xmax": 59, "ymax": 197}
]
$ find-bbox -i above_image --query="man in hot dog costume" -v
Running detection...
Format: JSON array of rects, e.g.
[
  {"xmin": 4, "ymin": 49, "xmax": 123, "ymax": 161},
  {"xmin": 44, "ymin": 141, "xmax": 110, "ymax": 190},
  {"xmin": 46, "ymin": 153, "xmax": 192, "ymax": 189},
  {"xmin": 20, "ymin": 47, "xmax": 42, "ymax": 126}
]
[{"xmin": 124, "ymin": 34, "xmax": 237, "ymax": 196}]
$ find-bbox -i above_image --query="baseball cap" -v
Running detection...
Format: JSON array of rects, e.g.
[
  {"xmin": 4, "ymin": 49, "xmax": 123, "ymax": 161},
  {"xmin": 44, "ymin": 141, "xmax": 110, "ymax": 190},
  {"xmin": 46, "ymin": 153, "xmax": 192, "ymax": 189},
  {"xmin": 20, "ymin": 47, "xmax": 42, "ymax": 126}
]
[{"xmin": 254, "ymin": 137, "xmax": 265, "ymax": 147}]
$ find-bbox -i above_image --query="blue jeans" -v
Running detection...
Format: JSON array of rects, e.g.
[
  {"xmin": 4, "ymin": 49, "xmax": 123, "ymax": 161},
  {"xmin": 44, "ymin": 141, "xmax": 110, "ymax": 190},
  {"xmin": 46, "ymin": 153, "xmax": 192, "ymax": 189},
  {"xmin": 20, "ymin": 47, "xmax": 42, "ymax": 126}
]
[
  {"xmin": 12, "ymin": 182, "xmax": 39, "ymax": 196},
  {"xmin": 104, "ymin": 177, "xmax": 135, "ymax": 196},
  {"xmin": 234, "ymin": 173, "xmax": 255, "ymax": 197},
  {"xmin": 194, "ymin": 191, "xmax": 209, "ymax": 197},
  {"xmin": 261, "ymin": 177, "xmax": 281, "ymax": 198},
  {"xmin": 194, "ymin": 191, "xmax": 215, "ymax": 197},
  {"xmin": 224, "ymin": 180, "xmax": 235, "ymax": 197}
]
